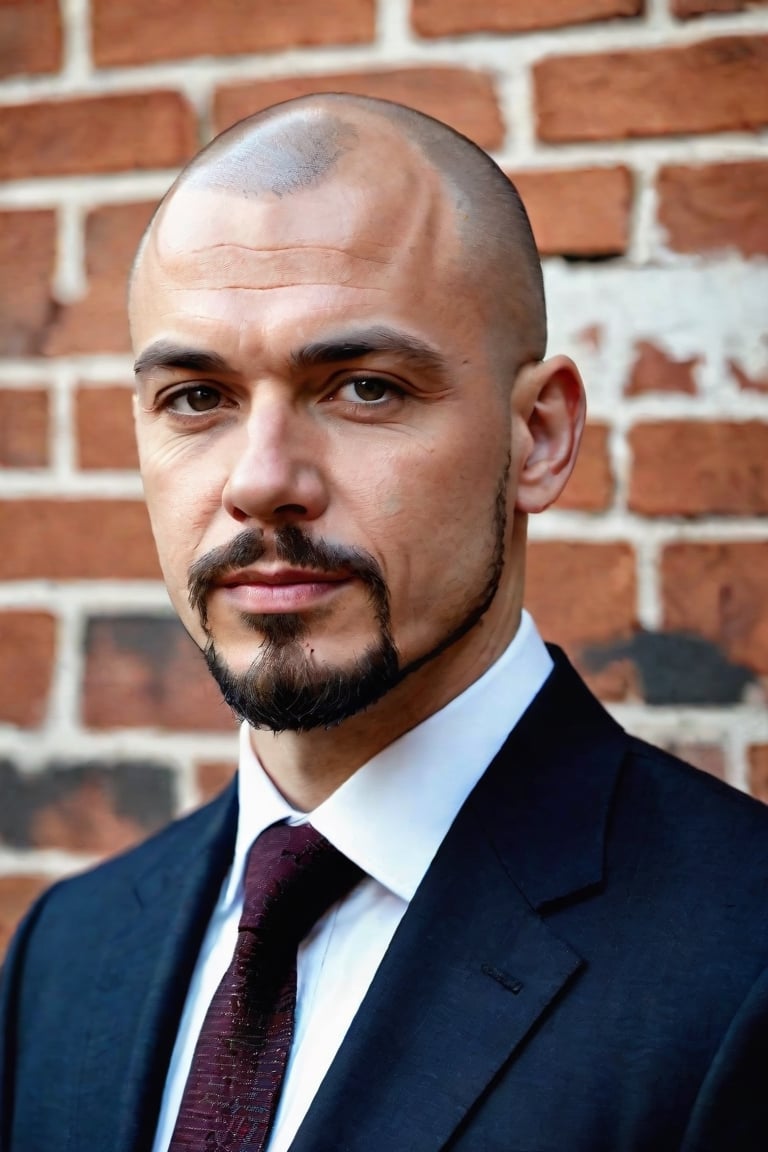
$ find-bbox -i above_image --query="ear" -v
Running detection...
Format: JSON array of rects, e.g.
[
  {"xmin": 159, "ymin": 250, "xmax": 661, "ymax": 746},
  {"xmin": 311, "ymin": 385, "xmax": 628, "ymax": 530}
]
[{"xmin": 512, "ymin": 355, "xmax": 586, "ymax": 515}]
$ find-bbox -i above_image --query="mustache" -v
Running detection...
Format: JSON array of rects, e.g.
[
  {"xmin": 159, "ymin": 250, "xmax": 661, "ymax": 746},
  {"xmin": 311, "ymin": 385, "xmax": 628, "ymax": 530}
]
[{"xmin": 187, "ymin": 524, "xmax": 391, "ymax": 631}]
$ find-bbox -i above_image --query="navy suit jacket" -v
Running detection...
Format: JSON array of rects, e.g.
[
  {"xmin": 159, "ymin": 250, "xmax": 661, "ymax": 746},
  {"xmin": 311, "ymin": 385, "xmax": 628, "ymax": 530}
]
[{"xmin": 2, "ymin": 651, "xmax": 768, "ymax": 1151}]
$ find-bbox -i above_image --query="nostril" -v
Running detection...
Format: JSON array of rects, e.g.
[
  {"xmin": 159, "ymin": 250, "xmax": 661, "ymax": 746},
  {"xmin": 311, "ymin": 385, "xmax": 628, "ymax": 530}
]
[{"xmin": 275, "ymin": 504, "xmax": 308, "ymax": 517}]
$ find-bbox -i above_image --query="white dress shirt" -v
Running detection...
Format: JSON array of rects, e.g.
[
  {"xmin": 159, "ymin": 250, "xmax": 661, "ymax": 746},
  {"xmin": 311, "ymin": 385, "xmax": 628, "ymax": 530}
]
[{"xmin": 152, "ymin": 611, "xmax": 553, "ymax": 1152}]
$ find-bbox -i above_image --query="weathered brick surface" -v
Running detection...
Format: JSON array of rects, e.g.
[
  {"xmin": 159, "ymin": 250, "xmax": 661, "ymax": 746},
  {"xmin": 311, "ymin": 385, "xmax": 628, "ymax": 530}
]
[
  {"xmin": 46, "ymin": 203, "xmax": 155, "ymax": 356},
  {"xmin": 412, "ymin": 0, "xmax": 641, "ymax": 35},
  {"xmin": 556, "ymin": 423, "xmax": 614, "ymax": 511},
  {"xmin": 0, "ymin": 0, "xmax": 62, "ymax": 78},
  {"xmin": 534, "ymin": 36, "xmax": 768, "ymax": 142},
  {"xmin": 0, "ymin": 612, "xmax": 56, "ymax": 728},
  {"xmin": 661, "ymin": 542, "xmax": 768, "ymax": 674},
  {"xmin": 629, "ymin": 422, "xmax": 768, "ymax": 516},
  {"xmin": 0, "ymin": 93, "xmax": 197, "ymax": 180},
  {"xmin": 657, "ymin": 161, "xmax": 768, "ymax": 257},
  {"xmin": 83, "ymin": 616, "xmax": 234, "ymax": 731},
  {"xmin": 0, "ymin": 0, "xmax": 766, "ymax": 905},
  {"xmin": 214, "ymin": 68, "xmax": 504, "ymax": 149},
  {"xmin": 625, "ymin": 341, "xmax": 699, "ymax": 395},
  {"xmin": 526, "ymin": 542, "xmax": 637, "ymax": 699},
  {"xmin": 0, "ymin": 875, "xmax": 50, "ymax": 958},
  {"xmin": 93, "ymin": 0, "xmax": 374, "ymax": 66},
  {"xmin": 728, "ymin": 359, "xmax": 768, "ymax": 393},
  {"xmin": 0, "ymin": 388, "xmax": 49, "ymax": 467},
  {"xmin": 0, "ymin": 211, "xmax": 56, "ymax": 357},
  {"xmin": 76, "ymin": 385, "xmax": 138, "ymax": 470},
  {"xmin": 0, "ymin": 500, "xmax": 159, "ymax": 580},
  {"xmin": 673, "ymin": 0, "xmax": 768, "ymax": 15},
  {"xmin": 510, "ymin": 167, "xmax": 631, "ymax": 257},
  {"xmin": 748, "ymin": 745, "xmax": 768, "ymax": 804},
  {"xmin": 0, "ymin": 758, "xmax": 174, "ymax": 853},
  {"xmin": 197, "ymin": 760, "xmax": 238, "ymax": 802},
  {"xmin": 525, "ymin": 542, "xmax": 636, "ymax": 647}
]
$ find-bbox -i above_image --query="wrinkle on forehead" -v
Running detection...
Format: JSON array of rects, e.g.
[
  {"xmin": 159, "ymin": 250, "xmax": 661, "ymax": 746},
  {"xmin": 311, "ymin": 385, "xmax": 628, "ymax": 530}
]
[{"xmin": 144, "ymin": 154, "xmax": 460, "ymax": 298}]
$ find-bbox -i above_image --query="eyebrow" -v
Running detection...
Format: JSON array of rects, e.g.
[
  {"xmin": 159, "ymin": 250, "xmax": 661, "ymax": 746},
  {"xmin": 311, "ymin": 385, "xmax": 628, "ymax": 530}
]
[
  {"xmin": 290, "ymin": 326, "xmax": 451, "ymax": 380},
  {"xmin": 134, "ymin": 340, "xmax": 233, "ymax": 378},
  {"xmin": 133, "ymin": 326, "xmax": 451, "ymax": 383}
]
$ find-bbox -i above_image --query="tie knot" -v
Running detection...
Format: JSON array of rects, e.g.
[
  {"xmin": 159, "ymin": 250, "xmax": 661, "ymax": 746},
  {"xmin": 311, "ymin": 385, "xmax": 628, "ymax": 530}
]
[{"xmin": 240, "ymin": 822, "xmax": 362, "ymax": 947}]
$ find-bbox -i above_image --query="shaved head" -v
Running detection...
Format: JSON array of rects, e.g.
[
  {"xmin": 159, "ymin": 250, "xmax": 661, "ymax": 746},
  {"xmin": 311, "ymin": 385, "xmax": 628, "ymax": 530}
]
[{"xmin": 132, "ymin": 93, "xmax": 547, "ymax": 371}]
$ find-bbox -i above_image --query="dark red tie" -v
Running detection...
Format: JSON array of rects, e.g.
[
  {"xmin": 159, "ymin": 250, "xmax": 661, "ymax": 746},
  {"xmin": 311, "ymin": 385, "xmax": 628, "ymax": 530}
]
[{"xmin": 169, "ymin": 822, "xmax": 363, "ymax": 1152}]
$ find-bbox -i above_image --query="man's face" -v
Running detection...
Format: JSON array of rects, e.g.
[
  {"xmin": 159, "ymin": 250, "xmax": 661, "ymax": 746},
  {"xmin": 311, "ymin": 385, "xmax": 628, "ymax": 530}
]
[{"xmin": 131, "ymin": 161, "xmax": 527, "ymax": 730}]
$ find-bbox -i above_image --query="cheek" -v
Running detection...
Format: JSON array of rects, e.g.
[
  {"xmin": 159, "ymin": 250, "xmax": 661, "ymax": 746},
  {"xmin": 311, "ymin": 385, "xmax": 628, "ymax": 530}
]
[{"xmin": 139, "ymin": 445, "xmax": 224, "ymax": 594}]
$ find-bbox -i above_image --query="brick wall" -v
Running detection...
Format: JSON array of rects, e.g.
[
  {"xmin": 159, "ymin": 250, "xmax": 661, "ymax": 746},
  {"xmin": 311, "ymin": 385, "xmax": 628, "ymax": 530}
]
[{"xmin": 1, "ymin": 0, "xmax": 767, "ymax": 954}]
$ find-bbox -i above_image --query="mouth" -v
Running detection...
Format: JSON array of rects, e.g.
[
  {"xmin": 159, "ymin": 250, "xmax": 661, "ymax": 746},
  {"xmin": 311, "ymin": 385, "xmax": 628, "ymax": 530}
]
[{"xmin": 213, "ymin": 566, "xmax": 352, "ymax": 612}]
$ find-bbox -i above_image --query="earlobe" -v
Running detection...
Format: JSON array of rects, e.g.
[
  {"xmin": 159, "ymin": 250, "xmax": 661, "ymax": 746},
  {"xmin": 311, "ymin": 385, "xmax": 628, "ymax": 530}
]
[{"xmin": 513, "ymin": 355, "xmax": 586, "ymax": 515}]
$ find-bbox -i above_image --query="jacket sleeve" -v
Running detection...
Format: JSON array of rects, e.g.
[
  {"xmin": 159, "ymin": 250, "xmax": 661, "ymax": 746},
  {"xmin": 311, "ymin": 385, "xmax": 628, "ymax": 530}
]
[
  {"xmin": 681, "ymin": 960, "xmax": 768, "ymax": 1152},
  {"xmin": 0, "ymin": 887, "xmax": 55, "ymax": 1151}
]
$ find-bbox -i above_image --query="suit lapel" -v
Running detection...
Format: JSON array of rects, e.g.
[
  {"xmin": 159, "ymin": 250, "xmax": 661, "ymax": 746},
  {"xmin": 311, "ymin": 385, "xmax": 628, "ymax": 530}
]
[
  {"xmin": 291, "ymin": 652, "xmax": 628, "ymax": 1152},
  {"xmin": 70, "ymin": 783, "xmax": 238, "ymax": 1152}
]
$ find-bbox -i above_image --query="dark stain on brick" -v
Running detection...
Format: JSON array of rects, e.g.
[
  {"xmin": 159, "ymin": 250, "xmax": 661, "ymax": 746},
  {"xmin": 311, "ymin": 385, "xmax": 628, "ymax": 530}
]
[
  {"xmin": 582, "ymin": 630, "xmax": 755, "ymax": 705},
  {"xmin": 0, "ymin": 758, "xmax": 175, "ymax": 849},
  {"xmin": 87, "ymin": 614, "xmax": 190, "ymax": 673}
]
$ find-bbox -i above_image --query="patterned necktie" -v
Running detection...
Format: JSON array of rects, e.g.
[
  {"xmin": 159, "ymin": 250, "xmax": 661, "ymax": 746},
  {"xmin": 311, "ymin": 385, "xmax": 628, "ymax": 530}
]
[{"xmin": 169, "ymin": 821, "xmax": 363, "ymax": 1152}]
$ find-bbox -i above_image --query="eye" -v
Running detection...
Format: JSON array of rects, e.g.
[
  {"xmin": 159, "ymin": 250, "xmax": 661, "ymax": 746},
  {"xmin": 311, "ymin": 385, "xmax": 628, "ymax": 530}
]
[
  {"xmin": 166, "ymin": 385, "xmax": 223, "ymax": 414},
  {"xmin": 334, "ymin": 377, "xmax": 398, "ymax": 405}
]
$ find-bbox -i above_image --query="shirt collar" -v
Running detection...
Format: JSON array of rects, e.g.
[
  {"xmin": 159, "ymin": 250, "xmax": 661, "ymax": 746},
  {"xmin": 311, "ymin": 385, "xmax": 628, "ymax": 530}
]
[{"xmin": 226, "ymin": 611, "xmax": 552, "ymax": 908}]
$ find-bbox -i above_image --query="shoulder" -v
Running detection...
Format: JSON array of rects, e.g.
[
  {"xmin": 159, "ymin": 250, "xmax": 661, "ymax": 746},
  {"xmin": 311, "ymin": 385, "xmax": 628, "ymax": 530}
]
[
  {"xmin": 611, "ymin": 736, "xmax": 768, "ymax": 914},
  {"xmin": 11, "ymin": 783, "xmax": 236, "ymax": 946}
]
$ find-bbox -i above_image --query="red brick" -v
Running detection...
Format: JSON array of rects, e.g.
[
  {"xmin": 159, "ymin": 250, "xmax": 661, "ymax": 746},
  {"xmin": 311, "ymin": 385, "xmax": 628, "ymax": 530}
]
[
  {"xmin": 0, "ymin": 500, "xmax": 159, "ymax": 580},
  {"xmin": 0, "ymin": 875, "xmax": 50, "ymax": 959},
  {"xmin": 0, "ymin": 612, "xmax": 56, "ymax": 727},
  {"xmin": 658, "ymin": 161, "xmax": 768, "ymax": 257},
  {"xmin": 83, "ymin": 616, "xmax": 233, "ymax": 731},
  {"xmin": 75, "ymin": 384, "xmax": 138, "ymax": 470},
  {"xmin": 728, "ymin": 358, "xmax": 768, "ymax": 393},
  {"xmin": 0, "ymin": 0, "xmax": 62, "ymax": 77},
  {"xmin": 525, "ymin": 542, "xmax": 637, "ymax": 647},
  {"xmin": 509, "ymin": 166, "xmax": 631, "ymax": 257},
  {"xmin": 45, "ymin": 202, "xmax": 155, "ymax": 356},
  {"xmin": 629, "ymin": 421, "xmax": 768, "ymax": 516},
  {"xmin": 556, "ymin": 423, "xmax": 614, "ymax": 511},
  {"xmin": 214, "ymin": 68, "xmax": 504, "ymax": 150},
  {"xmin": 661, "ymin": 542, "xmax": 768, "ymax": 673},
  {"xmin": 534, "ymin": 36, "xmax": 768, "ymax": 142},
  {"xmin": 413, "ymin": 0, "xmax": 641, "ymax": 36},
  {"xmin": 196, "ymin": 760, "xmax": 237, "ymax": 801},
  {"xmin": 93, "ymin": 0, "xmax": 374, "ymax": 66},
  {"xmin": 0, "ymin": 92, "xmax": 197, "ymax": 180},
  {"xmin": 625, "ymin": 341, "xmax": 699, "ymax": 395},
  {"xmin": 673, "ymin": 0, "xmax": 768, "ymax": 16},
  {"xmin": 0, "ymin": 210, "xmax": 56, "ymax": 356},
  {"xmin": 748, "ymin": 745, "xmax": 768, "ymax": 804},
  {"xmin": 0, "ymin": 388, "xmax": 49, "ymax": 467}
]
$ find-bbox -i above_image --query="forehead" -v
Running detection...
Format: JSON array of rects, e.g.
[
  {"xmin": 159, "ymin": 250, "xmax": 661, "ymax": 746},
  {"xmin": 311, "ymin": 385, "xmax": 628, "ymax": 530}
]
[{"xmin": 129, "ymin": 153, "xmax": 478, "ymax": 354}]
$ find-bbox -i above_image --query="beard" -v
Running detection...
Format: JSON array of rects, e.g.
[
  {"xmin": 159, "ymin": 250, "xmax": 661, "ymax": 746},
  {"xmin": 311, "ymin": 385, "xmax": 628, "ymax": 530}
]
[{"xmin": 186, "ymin": 471, "xmax": 509, "ymax": 733}]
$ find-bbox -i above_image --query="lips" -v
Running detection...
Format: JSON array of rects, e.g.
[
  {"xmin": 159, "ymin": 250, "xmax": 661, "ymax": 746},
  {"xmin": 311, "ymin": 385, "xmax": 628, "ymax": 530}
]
[
  {"xmin": 217, "ymin": 566, "xmax": 350, "ymax": 588},
  {"xmin": 213, "ymin": 566, "xmax": 352, "ymax": 613}
]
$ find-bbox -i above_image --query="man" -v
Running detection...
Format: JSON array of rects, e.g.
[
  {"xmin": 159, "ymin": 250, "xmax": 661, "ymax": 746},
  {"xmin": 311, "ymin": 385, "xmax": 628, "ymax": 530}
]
[{"xmin": 2, "ymin": 94, "xmax": 768, "ymax": 1152}]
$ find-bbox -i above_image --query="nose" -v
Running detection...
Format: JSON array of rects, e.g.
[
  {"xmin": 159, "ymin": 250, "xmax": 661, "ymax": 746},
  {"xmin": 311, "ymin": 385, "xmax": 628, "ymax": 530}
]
[{"xmin": 221, "ymin": 397, "xmax": 329, "ymax": 526}]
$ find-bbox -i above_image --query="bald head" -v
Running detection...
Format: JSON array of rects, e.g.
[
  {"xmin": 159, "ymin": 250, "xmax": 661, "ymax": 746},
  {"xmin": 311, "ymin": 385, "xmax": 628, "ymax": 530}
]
[{"xmin": 133, "ymin": 94, "xmax": 546, "ymax": 371}]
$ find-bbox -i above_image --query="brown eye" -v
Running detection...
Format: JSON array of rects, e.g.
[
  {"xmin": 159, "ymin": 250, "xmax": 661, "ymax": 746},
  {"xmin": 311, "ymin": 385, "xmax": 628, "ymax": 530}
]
[
  {"xmin": 351, "ymin": 378, "xmax": 389, "ymax": 402},
  {"xmin": 172, "ymin": 386, "xmax": 222, "ymax": 413}
]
